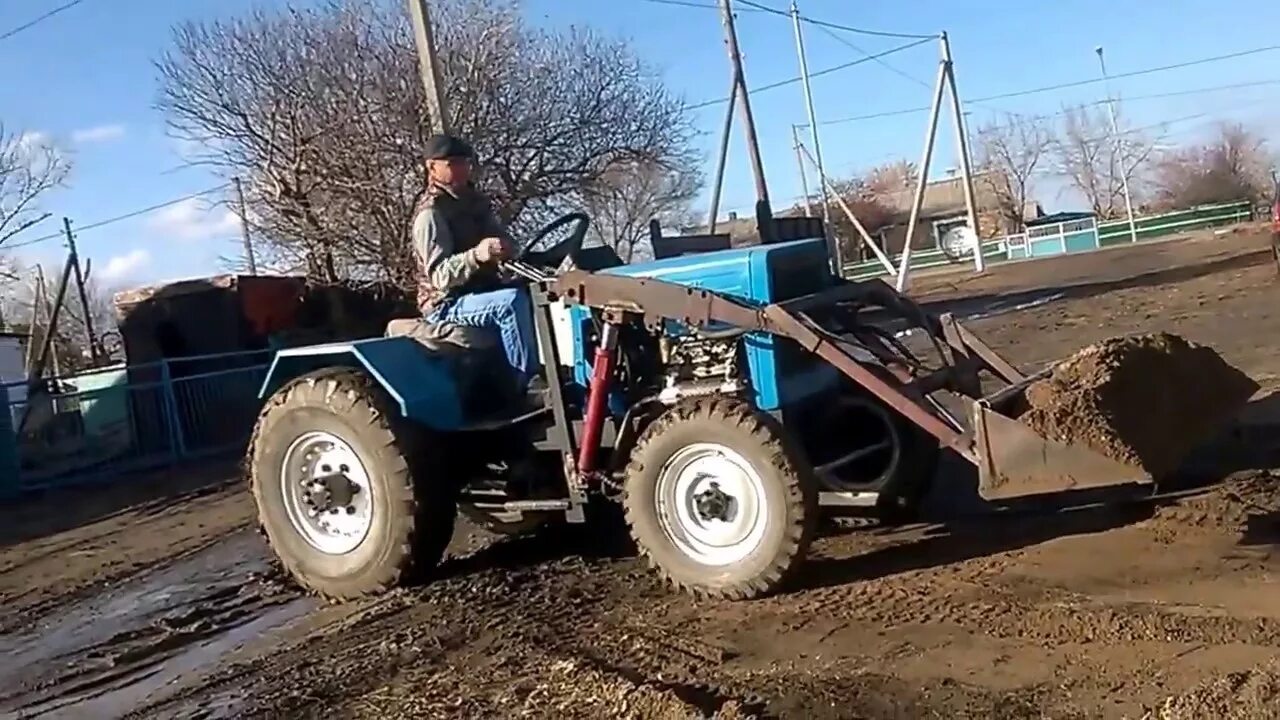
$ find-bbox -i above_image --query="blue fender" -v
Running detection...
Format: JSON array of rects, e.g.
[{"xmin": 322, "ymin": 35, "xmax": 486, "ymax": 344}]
[{"xmin": 259, "ymin": 336, "xmax": 465, "ymax": 431}]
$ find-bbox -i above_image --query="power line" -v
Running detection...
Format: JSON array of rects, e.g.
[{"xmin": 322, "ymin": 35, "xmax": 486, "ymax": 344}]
[
  {"xmin": 634, "ymin": 0, "xmax": 752, "ymax": 9},
  {"xmin": 976, "ymin": 44, "xmax": 1280, "ymax": 104},
  {"xmin": 1116, "ymin": 78, "xmax": 1280, "ymax": 104},
  {"xmin": 2, "ymin": 184, "xmax": 232, "ymax": 251},
  {"xmin": 734, "ymin": 0, "xmax": 937, "ymax": 40},
  {"xmin": 685, "ymin": 36, "xmax": 934, "ymax": 110},
  {"xmin": 813, "ymin": 44, "xmax": 1280, "ymax": 127},
  {"xmin": 811, "ymin": 23, "xmax": 932, "ymax": 88},
  {"xmin": 634, "ymin": 0, "xmax": 936, "ymax": 40},
  {"xmin": 0, "ymin": 0, "xmax": 89, "ymax": 43}
]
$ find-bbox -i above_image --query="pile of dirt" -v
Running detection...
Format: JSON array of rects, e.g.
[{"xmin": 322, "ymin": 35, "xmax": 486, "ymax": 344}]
[
  {"xmin": 1019, "ymin": 332, "xmax": 1258, "ymax": 477},
  {"xmin": 1146, "ymin": 661, "xmax": 1280, "ymax": 719},
  {"xmin": 503, "ymin": 658, "xmax": 753, "ymax": 719}
]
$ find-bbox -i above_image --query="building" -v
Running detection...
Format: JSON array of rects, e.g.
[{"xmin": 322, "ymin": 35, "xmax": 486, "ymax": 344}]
[
  {"xmin": 866, "ymin": 170, "xmax": 1043, "ymax": 259},
  {"xmin": 689, "ymin": 170, "xmax": 1044, "ymax": 262}
]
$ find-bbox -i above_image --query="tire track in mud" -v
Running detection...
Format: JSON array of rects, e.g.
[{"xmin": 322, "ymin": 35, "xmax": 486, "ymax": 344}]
[
  {"xmin": 138, "ymin": 526, "xmax": 773, "ymax": 719},
  {"xmin": 0, "ymin": 531, "xmax": 309, "ymax": 720},
  {"xmin": 131, "ymin": 470, "xmax": 1280, "ymax": 719}
]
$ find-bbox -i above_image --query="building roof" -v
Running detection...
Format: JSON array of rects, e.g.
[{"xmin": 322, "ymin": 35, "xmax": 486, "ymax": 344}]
[{"xmin": 112, "ymin": 273, "xmax": 304, "ymax": 308}]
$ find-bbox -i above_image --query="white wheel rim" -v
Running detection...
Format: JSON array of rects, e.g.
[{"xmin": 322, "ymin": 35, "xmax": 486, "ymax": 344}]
[
  {"xmin": 655, "ymin": 442, "xmax": 768, "ymax": 567},
  {"xmin": 280, "ymin": 430, "xmax": 375, "ymax": 555}
]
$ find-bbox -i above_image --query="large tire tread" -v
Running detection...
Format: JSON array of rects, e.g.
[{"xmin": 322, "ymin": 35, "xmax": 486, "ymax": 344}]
[
  {"xmin": 622, "ymin": 397, "xmax": 816, "ymax": 601},
  {"xmin": 248, "ymin": 368, "xmax": 453, "ymax": 601}
]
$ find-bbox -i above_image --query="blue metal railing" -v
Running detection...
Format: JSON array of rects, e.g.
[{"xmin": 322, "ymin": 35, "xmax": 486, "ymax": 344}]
[{"xmin": 0, "ymin": 349, "xmax": 271, "ymax": 496}]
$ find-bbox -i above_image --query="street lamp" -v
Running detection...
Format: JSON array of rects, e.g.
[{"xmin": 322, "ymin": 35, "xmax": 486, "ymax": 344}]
[{"xmin": 1096, "ymin": 45, "xmax": 1139, "ymax": 245}]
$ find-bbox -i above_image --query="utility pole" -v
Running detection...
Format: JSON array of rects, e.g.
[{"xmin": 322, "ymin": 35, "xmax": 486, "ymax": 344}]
[
  {"xmin": 1096, "ymin": 45, "xmax": 1138, "ymax": 245},
  {"xmin": 233, "ymin": 177, "xmax": 259, "ymax": 275},
  {"xmin": 798, "ymin": 142, "xmax": 896, "ymax": 277},
  {"xmin": 406, "ymin": 0, "xmax": 451, "ymax": 135},
  {"xmin": 718, "ymin": 0, "xmax": 772, "ymax": 222},
  {"xmin": 63, "ymin": 218, "xmax": 100, "ymax": 366},
  {"xmin": 789, "ymin": 1, "xmax": 837, "ymax": 268},
  {"xmin": 791, "ymin": 125, "xmax": 814, "ymax": 217},
  {"xmin": 897, "ymin": 56, "xmax": 948, "ymax": 293},
  {"xmin": 940, "ymin": 32, "xmax": 983, "ymax": 273},
  {"xmin": 707, "ymin": 80, "xmax": 740, "ymax": 233},
  {"xmin": 32, "ymin": 265, "xmax": 60, "ymax": 377}
]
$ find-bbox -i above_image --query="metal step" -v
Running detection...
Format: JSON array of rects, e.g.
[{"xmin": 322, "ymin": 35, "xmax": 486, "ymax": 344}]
[
  {"xmin": 468, "ymin": 499, "xmax": 571, "ymax": 512},
  {"xmin": 818, "ymin": 491, "xmax": 879, "ymax": 508}
]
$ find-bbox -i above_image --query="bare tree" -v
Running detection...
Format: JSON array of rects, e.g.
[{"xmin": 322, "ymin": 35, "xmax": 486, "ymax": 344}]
[
  {"xmin": 575, "ymin": 159, "xmax": 701, "ymax": 263},
  {"xmin": 0, "ymin": 125, "xmax": 71, "ymax": 247},
  {"xmin": 1052, "ymin": 103, "xmax": 1156, "ymax": 219},
  {"xmin": 0, "ymin": 259, "xmax": 118, "ymax": 372},
  {"xmin": 861, "ymin": 160, "xmax": 917, "ymax": 199},
  {"xmin": 822, "ymin": 174, "xmax": 898, "ymax": 263},
  {"xmin": 155, "ymin": 0, "xmax": 696, "ymax": 292},
  {"xmin": 975, "ymin": 114, "xmax": 1052, "ymax": 233},
  {"xmin": 1150, "ymin": 122, "xmax": 1273, "ymax": 209}
]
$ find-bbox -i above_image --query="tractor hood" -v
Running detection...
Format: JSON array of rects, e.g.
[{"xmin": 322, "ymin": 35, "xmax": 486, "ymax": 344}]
[{"xmin": 600, "ymin": 238, "xmax": 832, "ymax": 305}]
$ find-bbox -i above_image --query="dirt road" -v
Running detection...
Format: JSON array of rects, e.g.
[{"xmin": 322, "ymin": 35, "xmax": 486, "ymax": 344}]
[{"xmin": 3, "ymin": 227, "xmax": 1280, "ymax": 719}]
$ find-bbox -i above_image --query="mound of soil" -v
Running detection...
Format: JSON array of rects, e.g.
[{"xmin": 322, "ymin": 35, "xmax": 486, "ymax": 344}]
[
  {"xmin": 1149, "ymin": 661, "xmax": 1280, "ymax": 719},
  {"xmin": 1019, "ymin": 332, "xmax": 1258, "ymax": 477}
]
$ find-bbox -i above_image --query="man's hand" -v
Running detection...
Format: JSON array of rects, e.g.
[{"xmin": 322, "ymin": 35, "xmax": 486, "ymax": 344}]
[{"xmin": 474, "ymin": 236, "xmax": 513, "ymax": 264}]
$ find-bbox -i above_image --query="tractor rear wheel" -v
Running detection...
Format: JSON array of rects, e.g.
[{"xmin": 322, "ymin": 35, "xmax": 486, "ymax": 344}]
[
  {"xmin": 805, "ymin": 381, "xmax": 940, "ymax": 526},
  {"xmin": 248, "ymin": 368, "xmax": 456, "ymax": 600},
  {"xmin": 623, "ymin": 397, "xmax": 817, "ymax": 600}
]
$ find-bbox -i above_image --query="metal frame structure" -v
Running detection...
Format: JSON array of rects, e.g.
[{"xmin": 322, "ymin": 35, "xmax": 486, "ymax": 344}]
[{"xmin": 489, "ymin": 264, "xmax": 1165, "ymax": 523}]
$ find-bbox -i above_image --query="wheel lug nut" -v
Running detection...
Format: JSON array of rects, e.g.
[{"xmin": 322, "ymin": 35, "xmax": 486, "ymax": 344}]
[{"xmin": 346, "ymin": 506, "xmax": 356, "ymax": 515}]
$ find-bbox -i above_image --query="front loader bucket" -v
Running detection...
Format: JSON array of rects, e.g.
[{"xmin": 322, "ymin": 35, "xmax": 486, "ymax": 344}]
[
  {"xmin": 971, "ymin": 402, "xmax": 1155, "ymax": 500},
  {"xmin": 969, "ymin": 370, "xmax": 1258, "ymax": 501}
]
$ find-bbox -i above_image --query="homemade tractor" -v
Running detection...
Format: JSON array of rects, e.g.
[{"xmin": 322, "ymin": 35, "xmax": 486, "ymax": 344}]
[{"xmin": 247, "ymin": 213, "xmax": 1251, "ymax": 600}]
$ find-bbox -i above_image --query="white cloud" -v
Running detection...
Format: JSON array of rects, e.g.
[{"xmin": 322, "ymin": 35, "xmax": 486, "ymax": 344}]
[
  {"xmin": 99, "ymin": 249, "xmax": 151, "ymax": 282},
  {"xmin": 147, "ymin": 197, "xmax": 241, "ymax": 241},
  {"xmin": 12, "ymin": 130, "xmax": 65, "ymax": 174},
  {"xmin": 16, "ymin": 130, "xmax": 50, "ymax": 149},
  {"xmin": 71, "ymin": 124, "xmax": 126, "ymax": 144}
]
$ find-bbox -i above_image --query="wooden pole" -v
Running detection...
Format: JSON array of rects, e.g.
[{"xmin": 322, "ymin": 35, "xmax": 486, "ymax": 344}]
[
  {"xmin": 64, "ymin": 218, "xmax": 100, "ymax": 365},
  {"xmin": 406, "ymin": 0, "xmax": 451, "ymax": 135},
  {"xmin": 233, "ymin": 177, "xmax": 259, "ymax": 275},
  {"xmin": 707, "ymin": 80, "xmax": 739, "ymax": 233},
  {"xmin": 718, "ymin": 0, "xmax": 770, "ymax": 208}
]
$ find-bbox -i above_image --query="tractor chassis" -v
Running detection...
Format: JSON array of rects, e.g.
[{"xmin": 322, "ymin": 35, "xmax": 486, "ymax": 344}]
[{"xmin": 521, "ymin": 269, "xmax": 1032, "ymax": 524}]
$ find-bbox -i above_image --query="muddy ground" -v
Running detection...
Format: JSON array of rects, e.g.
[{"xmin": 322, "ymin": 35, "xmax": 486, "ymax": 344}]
[{"xmin": 5, "ymin": 226, "xmax": 1280, "ymax": 719}]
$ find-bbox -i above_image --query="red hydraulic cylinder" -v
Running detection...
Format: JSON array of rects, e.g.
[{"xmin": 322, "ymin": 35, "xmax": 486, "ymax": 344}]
[{"xmin": 577, "ymin": 322, "xmax": 620, "ymax": 474}]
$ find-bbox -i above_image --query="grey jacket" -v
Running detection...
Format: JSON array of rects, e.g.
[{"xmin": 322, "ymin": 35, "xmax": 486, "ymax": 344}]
[{"xmin": 412, "ymin": 183, "xmax": 511, "ymax": 314}]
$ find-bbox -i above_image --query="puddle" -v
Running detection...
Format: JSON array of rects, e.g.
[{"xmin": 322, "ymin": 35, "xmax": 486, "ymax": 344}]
[{"xmin": 0, "ymin": 530, "xmax": 313, "ymax": 719}]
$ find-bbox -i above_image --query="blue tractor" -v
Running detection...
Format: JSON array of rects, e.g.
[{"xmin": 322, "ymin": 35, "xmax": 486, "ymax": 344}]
[{"xmin": 247, "ymin": 212, "xmax": 1245, "ymax": 600}]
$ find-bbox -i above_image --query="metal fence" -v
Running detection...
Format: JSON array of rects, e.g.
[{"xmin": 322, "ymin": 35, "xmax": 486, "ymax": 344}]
[
  {"xmin": 0, "ymin": 349, "xmax": 271, "ymax": 495},
  {"xmin": 1096, "ymin": 199, "xmax": 1255, "ymax": 246},
  {"xmin": 840, "ymin": 199, "xmax": 1258, "ymax": 281}
]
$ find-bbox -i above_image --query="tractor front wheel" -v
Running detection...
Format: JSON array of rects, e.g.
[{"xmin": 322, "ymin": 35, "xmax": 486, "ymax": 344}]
[
  {"xmin": 623, "ymin": 398, "xmax": 817, "ymax": 600},
  {"xmin": 248, "ymin": 369, "xmax": 456, "ymax": 600}
]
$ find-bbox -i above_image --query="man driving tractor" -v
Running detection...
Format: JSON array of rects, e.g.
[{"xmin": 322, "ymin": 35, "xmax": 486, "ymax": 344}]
[{"xmin": 412, "ymin": 133, "xmax": 540, "ymax": 393}]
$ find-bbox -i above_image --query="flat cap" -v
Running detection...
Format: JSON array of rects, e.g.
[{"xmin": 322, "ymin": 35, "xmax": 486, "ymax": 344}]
[{"xmin": 424, "ymin": 134, "xmax": 474, "ymax": 160}]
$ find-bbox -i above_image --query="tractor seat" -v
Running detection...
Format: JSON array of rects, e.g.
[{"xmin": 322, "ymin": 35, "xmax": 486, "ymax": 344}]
[{"xmin": 384, "ymin": 317, "xmax": 511, "ymax": 417}]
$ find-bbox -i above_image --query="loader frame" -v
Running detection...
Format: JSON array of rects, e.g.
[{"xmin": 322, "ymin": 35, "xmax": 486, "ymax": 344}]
[{"xmin": 548, "ymin": 271, "xmax": 1003, "ymax": 462}]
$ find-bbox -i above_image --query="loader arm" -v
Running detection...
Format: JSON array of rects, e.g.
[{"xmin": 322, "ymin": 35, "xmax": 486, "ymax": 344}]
[
  {"xmin": 549, "ymin": 269, "xmax": 1252, "ymax": 502},
  {"xmin": 549, "ymin": 271, "xmax": 1012, "ymax": 463}
]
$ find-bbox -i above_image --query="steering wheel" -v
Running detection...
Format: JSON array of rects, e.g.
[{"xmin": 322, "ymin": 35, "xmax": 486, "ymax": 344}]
[{"xmin": 518, "ymin": 212, "xmax": 590, "ymax": 270}]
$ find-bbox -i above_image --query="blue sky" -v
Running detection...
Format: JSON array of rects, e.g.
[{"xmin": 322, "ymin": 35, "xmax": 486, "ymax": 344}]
[{"xmin": 2, "ymin": 0, "xmax": 1279, "ymax": 290}]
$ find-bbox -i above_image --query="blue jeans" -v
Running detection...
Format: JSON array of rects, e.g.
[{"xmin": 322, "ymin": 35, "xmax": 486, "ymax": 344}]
[{"xmin": 428, "ymin": 287, "xmax": 539, "ymax": 387}]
